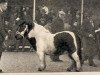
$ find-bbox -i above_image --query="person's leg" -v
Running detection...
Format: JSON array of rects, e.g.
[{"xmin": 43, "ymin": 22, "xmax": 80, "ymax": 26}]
[
  {"xmin": 88, "ymin": 56, "xmax": 96, "ymax": 67},
  {"xmin": 14, "ymin": 40, "xmax": 20, "ymax": 52},
  {"xmin": 97, "ymin": 40, "xmax": 100, "ymax": 60},
  {"xmin": 0, "ymin": 51, "xmax": 2, "ymax": 72},
  {"xmin": 20, "ymin": 38, "xmax": 25, "ymax": 52},
  {"xmin": 98, "ymin": 50, "xmax": 100, "ymax": 60},
  {"xmin": 0, "ymin": 33, "xmax": 5, "ymax": 72}
]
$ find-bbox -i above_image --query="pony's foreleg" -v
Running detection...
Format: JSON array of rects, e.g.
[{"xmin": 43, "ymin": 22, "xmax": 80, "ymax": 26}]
[{"xmin": 37, "ymin": 51, "xmax": 46, "ymax": 71}]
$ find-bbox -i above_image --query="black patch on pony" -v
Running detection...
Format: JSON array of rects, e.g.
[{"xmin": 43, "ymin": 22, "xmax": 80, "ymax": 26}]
[
  {"xmin": 54, "ymin": 32, "xmax": 82, "ymax": 64},
  {"xmin": 53, "ymin": 32, "xmax": 77, "ymax": 54},
  {"xmin": 27, "ymin": 37, "xmax": 37, "ymax": 51}
]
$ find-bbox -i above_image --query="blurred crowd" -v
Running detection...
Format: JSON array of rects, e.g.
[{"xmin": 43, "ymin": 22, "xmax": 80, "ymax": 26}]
[{"xmin": 2, "ymin": 5, "xmax": 33, "ymax": 52}]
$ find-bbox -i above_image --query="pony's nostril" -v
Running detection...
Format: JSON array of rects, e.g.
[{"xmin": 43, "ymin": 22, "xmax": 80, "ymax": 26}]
[
  {"xmin": 16, "ymin": 31, "xmax": 19, "ymax": 34},
  {"xmin": 15, "ymin": 35, "xmax": 18, "ymax": 39}
]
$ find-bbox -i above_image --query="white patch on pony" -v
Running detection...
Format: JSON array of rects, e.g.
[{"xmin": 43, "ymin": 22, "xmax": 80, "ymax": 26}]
[
  {"xmin": 72, "ymin": 51, "xmax": 81, "ymax": 70},
  {"xmin": 28, "ymin": 23, "xmax": 55, "ymax": 54}
]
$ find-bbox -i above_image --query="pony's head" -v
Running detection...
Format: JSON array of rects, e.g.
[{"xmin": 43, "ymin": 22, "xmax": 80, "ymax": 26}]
[{"xmin": 15, "ymin": 20, "xmax": 34, "ymax": 40}]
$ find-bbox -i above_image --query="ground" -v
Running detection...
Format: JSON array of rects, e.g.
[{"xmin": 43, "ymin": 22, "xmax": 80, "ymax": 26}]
[{"xmin": 0, "ymin": 52, "xmax": 100, "ymax": 73}]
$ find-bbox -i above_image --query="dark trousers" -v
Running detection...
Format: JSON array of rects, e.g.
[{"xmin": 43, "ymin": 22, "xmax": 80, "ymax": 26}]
[
  {"xmin": 0, "ymin": 52, "xmax": 2, "ymax": 60},
  {"xmin": 0, "ymin": 32, "xmax": 5, "ymax": 70},
  {"xmin": 0, "ymin": 32, "xmax": 5, "ymax": 52}
]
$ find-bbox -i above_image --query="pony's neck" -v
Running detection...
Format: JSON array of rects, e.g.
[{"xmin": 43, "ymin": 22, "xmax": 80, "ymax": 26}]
[{"xmin": 28, "ymin": 23, "xmax": 52, "ymax": 39}]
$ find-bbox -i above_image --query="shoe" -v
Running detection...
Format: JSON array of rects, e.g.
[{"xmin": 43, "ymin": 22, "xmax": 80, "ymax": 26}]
[{"xmin": 0, "ymin": 69, "xmax": 2, "ymax": 72}]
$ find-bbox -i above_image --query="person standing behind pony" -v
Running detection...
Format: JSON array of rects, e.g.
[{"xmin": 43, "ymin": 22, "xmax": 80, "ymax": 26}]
[
  {"xmin": 81, "ymin": 13, "xmax": 98, "ymax": 66},
  {"xmin": 95, "ymin": 24, "xmax": 100, "ymax": 59}
]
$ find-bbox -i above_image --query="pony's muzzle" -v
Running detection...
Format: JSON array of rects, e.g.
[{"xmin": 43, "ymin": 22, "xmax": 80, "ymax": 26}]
[{"xmin": 15, "ymin": 34, "xmax": 23, "ymax": 40}]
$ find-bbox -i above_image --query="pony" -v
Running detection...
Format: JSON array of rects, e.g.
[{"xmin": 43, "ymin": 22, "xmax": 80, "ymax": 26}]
[{"xmin": 15, "ymin": 20, "xmax": 82, "ymax": 72}]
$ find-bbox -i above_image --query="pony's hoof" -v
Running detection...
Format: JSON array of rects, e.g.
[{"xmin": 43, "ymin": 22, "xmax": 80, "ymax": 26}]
[
  {"xmin": 75, "ymin": 69, "xmax": 80, "ymax": 72},
  {"xmin": 38, "ymin": 68, "xmax": 42, "ymax": 71},
  {"xmin": 38, "ymin": 67, "xmax": 45, "ymax": 71},
  {"xmin": 66, "ymin": 68, "xmax": 72, "ymax": 72},
  {"xmin": 75, "ymin": 68, "xmax": 82, "ymax": 72},
  {"xmin": 67, "ymin": 68, "xmax": 82, "ymax": 72}
]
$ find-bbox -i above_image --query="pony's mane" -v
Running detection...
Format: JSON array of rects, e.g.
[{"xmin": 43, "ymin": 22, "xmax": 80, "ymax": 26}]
[
  {"xmin": 17, "ymin": 20, "xmax": 51, "ymax": 34},
  {"xmin": 33, "ymin": 22, "xmax": 51, "ymax": 34},
  {"xmin": 17, "ymin": 20, "xmax": 33, "ymax": 26}
]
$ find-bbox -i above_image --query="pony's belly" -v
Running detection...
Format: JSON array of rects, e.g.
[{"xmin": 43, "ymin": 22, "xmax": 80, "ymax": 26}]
[
  {"xmin": 43, "ymin": 39, "xmax": 56, "ymax": 55},
  {"xmin": 44, "ymin": 47, "xmax": 56, "ymax": 55}
]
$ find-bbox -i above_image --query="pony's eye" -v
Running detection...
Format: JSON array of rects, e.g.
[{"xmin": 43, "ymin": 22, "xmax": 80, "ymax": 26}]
[{"xmin": 21, "ymin": 26, "xmax": 25, "ymax": 29}]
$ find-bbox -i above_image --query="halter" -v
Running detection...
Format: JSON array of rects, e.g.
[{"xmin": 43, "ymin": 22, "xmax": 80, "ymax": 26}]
[{"xmin": 16, "ymin": 25, "xmax": 28, "ymax": 38}]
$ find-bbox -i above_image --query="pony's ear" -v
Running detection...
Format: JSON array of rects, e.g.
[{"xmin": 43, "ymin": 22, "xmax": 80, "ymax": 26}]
[{"xmin": 25, "ymin": 20, "xmax": 34, "ymax": 30}]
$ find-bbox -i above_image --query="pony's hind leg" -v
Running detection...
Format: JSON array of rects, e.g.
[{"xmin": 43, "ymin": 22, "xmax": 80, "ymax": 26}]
[
  {"xmin": 66, "ymin": 59, "xmax": 76, "ymax": 72},
  {"xmin": 67, "ymin": 53, "xmax": 76, "ymax": 72},
  {"xmin": 71, "ymin": 51, "xmax": 82, "ymax": 72}
]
